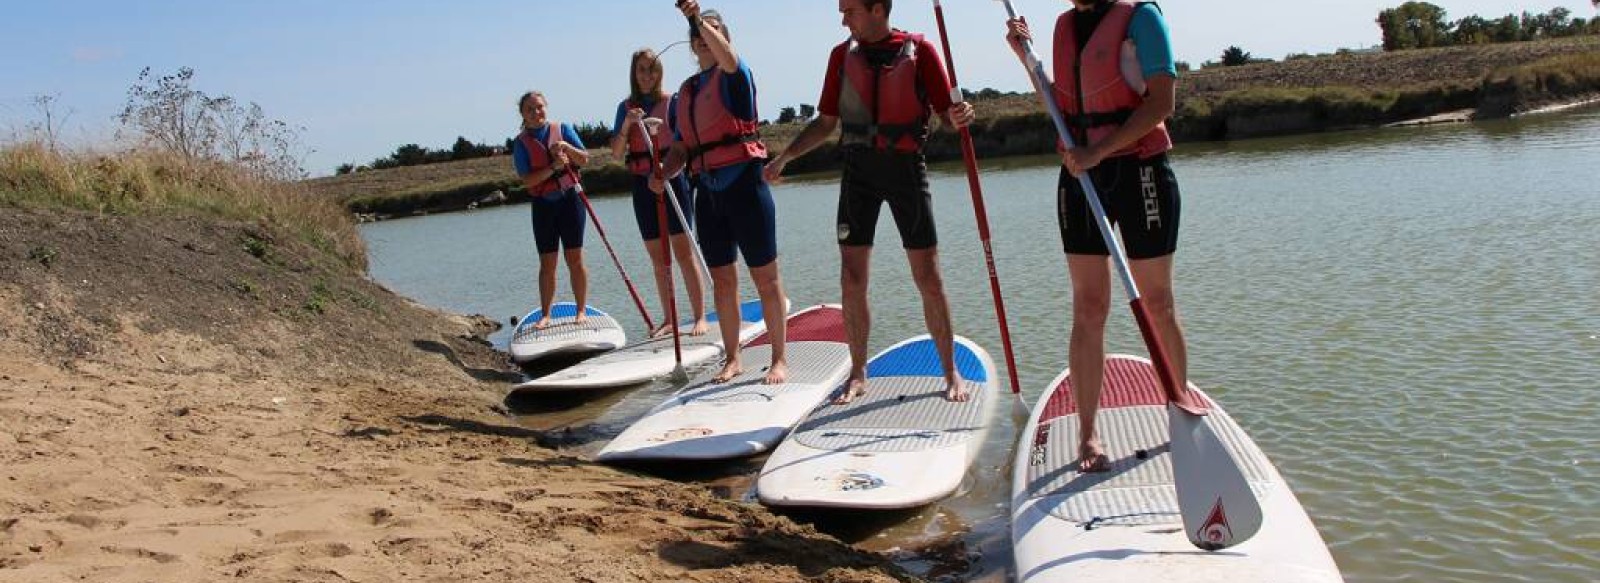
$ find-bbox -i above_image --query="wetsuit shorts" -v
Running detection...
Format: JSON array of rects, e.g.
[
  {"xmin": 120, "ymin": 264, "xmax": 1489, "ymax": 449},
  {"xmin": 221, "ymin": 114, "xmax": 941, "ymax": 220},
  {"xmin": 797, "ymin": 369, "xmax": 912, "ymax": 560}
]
[
  {"xmin": 1057, "ymin": 153, "xmax": 1180, "ymax": 259},
  {"xmin": 630, "ymin": 173, "xmax": 694, "ymax": 241},
  {"xmin": 836, "ymin": 148, "xmax": 937, "ymax": 250},
  {"xmin": 694, "ymin": 161, "xmax": 778, "ymax": 269},
  {"xmin": 530, "ymin": 187, "xmax": 586, "ymax": 254}
]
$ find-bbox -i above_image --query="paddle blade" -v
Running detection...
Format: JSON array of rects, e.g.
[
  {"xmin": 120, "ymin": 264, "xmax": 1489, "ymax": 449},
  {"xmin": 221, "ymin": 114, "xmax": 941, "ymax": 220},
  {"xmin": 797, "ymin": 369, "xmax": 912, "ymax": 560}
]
[{"xmin": 1169, "ymin": 405, "xmax": 1264, "ymax": 551}]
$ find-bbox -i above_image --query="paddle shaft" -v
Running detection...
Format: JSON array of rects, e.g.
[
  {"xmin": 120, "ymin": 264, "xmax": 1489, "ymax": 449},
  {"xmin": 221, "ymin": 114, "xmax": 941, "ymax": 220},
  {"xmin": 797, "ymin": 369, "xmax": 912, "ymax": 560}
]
[
  {"xmin": 997, "ymin": 0, "xmax": 1196, "ymax": 413},
  {"xmin": 637, "ymin": 120, "xmax": 713, "ymax": 282},
  {"xmin": 568, "ymin": 171, "xmax": 656, "ymax": 333},
  {"xmin": 634, "ymin": 125, "xmax": 683, "ymax": 368},
  {"xmin": 931, "ymin": 0, "xmax": 1022, "ymax": 396}
]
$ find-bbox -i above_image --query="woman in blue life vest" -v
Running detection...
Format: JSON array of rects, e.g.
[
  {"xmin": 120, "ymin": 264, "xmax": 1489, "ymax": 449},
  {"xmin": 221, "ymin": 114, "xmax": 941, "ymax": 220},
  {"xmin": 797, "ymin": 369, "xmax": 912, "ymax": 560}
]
[
  {"xmin": 1007, "ymin": 0, "xmax": 1189, "ymax": 473},
  {"xmin": 650, "ymin": 2, "xmax": 789, "ymax": 385},
  {"xmin": 610, "ymin": 48, "xmax": 709, "ymax": 339},
  {"xmin": 512, "ymin": 91, "xmax": 591, "ymax": 330}
]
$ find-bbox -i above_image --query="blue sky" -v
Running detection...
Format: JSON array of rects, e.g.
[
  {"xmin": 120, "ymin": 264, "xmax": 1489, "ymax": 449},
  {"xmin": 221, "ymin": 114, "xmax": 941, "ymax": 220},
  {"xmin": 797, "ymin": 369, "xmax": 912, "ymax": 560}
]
[{"xmin": 2, "ymin": 0, "xmax": 1593, "ymax": 176}]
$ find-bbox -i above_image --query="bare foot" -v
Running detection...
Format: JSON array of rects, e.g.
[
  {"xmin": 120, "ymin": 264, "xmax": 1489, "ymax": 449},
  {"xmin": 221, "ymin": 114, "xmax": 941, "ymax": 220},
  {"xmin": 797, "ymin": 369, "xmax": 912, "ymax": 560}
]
[
  {"xmin": 574, "ymin": 313, "xmax": 588, "ymax": 325},
  {"xmin": 688, "ymin": 318, "xmax": 710, "ymax": 336},
  {"xmin": 533, "ymin": 316, "xmax": 553, "ymax": 330},
  {"xmin": 943, "ymin": 374, "xmax": 970, "ymax": 402},
  {"xmin": 650, "ymin": 323, "xmax": 674, "ymax": 338},
  {"xmin": 764, "ymin": 359, "xmax": 789, "ymax": 384},
  {"xmin": 1078, "ymin": 439, "xmax": 1111, "ymax": 473},
  {"xmin": 832, "ymin": 377, "xmax": 867, "ymax": 405},
  {"xmin": 712, "ymin": 359, "xmax": 743, "ymax": 383}
]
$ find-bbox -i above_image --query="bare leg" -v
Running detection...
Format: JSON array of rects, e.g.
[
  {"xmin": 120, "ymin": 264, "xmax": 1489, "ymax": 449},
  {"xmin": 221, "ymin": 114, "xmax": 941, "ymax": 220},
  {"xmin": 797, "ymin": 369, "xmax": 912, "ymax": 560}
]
[
  {"xmin": 750, "ymin": 260, "xmax": 788, "ymax": 384},
  {"xmin": 535, "ymin": 251, "xmax": 559, "ymax": 329},
  {"xmin": 709, "ymin": 264, "xmax": 743, "ymax": 383},
  {"xmin": 1129, "ymin": 255, "xmax": 1187, "ymax": 397},
  {"xmin": 835, "ymin": 245, "xmax": 871, "ymax": 404},
  {"xmin": 671, "ymin": 232, "xmax": 709, "ymax": 335},
  {"xmin": 1068, "ymin": 254, "xmax": 1113, "ymax": 472},
  {"xmin": 564, "ymin": 248, "xmax": 588, "ymax": 324},
  {"xmin": 907, "ymin": 246, "xmax": 964, "ymax": 401}
]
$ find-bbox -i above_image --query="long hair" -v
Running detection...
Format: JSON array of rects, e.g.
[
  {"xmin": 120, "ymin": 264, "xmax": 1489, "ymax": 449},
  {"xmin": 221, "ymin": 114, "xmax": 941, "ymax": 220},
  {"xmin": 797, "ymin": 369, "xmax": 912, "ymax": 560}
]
[
  {"xmin": 629, "ymin": 49, "xmax": 666, "ymax": 104},
  {"xmin": 690, "ymin": 10, "xmax": 730, "ymax": 41}
]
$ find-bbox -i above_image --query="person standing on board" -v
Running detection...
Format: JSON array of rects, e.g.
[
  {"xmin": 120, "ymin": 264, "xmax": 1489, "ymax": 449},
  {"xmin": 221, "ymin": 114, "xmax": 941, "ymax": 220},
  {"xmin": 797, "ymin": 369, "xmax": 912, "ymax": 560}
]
[
  {"xmin": 1005, "ymin": 0, "xmax": 1188, "ymax": 472},
  {"xmin": 651, "ymin": 2, "xmax": 790, "ymax": 384},
  {"xmin": 512, "ymin": 91, "xmax": 592, "ymax": 331},
  {"xmin": 764, "ymin": 0, "xmax": 975, "ymax": 404},
  {"xmin": 611, "ymin": 48, "xmax": 710, "ymax": 339}
]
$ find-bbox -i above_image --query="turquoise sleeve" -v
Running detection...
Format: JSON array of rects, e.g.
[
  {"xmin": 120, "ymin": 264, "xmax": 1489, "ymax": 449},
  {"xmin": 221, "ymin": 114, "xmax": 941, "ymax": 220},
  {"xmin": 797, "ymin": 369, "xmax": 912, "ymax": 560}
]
[{"xmin": 1129, "ymin": 4, "xmax": 1177, "ymax": 79}]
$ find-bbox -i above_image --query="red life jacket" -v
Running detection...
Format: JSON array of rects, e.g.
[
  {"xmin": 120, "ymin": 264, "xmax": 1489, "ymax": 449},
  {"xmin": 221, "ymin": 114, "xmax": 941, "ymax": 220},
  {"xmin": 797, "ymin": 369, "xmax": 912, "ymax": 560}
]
[
  {"xmin": 622, "ymin": 96, "xmax": 673, "ymax": 175},
  {"xmin": 837, "ymin": 32, "xmax": 931, "ymax": 153},
  {"xmin": 675, "ymin": 68, "xmax": 768, "ymax": 175},
  {"xmin": 518, "ymin": 122, "xmax": 580, "ymax": 196},
  {"xmin": 1052, "ymin": 1, "xmax": 1172, "ymax": 159}
]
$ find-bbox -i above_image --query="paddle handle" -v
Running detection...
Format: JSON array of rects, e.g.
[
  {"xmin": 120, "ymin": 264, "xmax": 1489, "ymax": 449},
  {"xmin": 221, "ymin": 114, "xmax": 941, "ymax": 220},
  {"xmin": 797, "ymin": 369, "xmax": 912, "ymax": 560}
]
[
  {"xmin": 571, "ymin": 176, "xmax": 655, "ymax": 333},
  {"xmin": 933, "ymin": 0, "xmax": 1021, "ymax": 396},
  {"xmin": 997, "ymin": 0, "xmax": 1203, "ymax": 413}
]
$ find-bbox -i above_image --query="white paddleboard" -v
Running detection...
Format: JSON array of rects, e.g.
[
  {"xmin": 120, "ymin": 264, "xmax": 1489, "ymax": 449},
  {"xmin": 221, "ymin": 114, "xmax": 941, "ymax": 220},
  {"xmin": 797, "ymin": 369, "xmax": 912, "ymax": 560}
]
[
  {"xmin": 757, "ymin": 335, "xmax": 997, "ymax": 509},
  {"xmin": 1012, "ymin": 355, "xmax": 1343, "ymax": 582},
  {"xmin": 508, "ymin": 303, "xmax": 626, "ymax": 363},
  {"xmin": 596, "ymin": 304, "xmax": 850, "ymax": 462},
  {"xmin": 510, "ymin": 298, "xmax": 773, "ymax": 393}
]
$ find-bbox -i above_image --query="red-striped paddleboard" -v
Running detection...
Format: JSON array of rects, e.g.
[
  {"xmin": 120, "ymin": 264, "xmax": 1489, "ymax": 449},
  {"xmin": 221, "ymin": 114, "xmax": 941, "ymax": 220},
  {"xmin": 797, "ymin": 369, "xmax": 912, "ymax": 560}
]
[{"xmin": 1011, "ymin": 355, "xmax": 1343, "ymax": 582}]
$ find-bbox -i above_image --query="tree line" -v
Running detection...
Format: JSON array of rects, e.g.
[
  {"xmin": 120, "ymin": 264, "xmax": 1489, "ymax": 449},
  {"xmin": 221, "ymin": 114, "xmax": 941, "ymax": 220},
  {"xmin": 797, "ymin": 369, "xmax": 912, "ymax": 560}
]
[{"xmin": 1378, "ymin": 3, "xmax": 1599, "ymax": 51}]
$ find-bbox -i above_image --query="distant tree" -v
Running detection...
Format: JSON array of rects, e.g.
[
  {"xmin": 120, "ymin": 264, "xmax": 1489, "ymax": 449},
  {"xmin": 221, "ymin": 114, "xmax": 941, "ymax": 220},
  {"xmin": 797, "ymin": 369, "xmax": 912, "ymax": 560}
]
[
  {"xmin": 571, "ymin": 122, "xmax": 611, "ymax": 148},
  {"xmin": 799, "ymin": 103, "xmax": 816, "ymax": 120},
  {"xmin": 335, "ymin": 163, "xmax": 355, "ymax": 175},
  {"xmin": 776, "ymin": 106, "xmax": 798, "ymax": 124},
  {"xmin": 1220, "ymin": 46, "xmax": 1253, "ymax": 66},
  {"xmin": 1377, "ymin": 2, "xmax": 1449, "ymax": 50},
  {"xmin": 1175, "ymin": 61, "xmax": 1191, "ymax": 72},
  {"xmin": 26, "ymin": 93, "xmax": 72, "ymax": 152},
  {"xmin": 451, "ymin": 136, "xmax": 476, "ymax": 159},
  {"xmin": 1452, "ymin": 15, "xmax": 1493, "ymax": 45}
]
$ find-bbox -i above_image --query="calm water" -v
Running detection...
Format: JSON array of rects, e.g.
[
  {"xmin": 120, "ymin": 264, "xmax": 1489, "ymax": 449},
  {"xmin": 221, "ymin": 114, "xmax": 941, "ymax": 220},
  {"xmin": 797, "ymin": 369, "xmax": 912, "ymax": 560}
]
[{"xmin": 362, "ymin": 107, "xmax": 1600, "ymax": 582}]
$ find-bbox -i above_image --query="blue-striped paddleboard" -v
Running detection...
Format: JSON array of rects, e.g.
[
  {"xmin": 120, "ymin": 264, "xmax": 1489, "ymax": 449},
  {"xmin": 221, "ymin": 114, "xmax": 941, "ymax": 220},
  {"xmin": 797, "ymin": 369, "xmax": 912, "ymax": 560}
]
[
  {"xmin": 756, "ymin": 334, "xmax": 997, "ymax": 509},
  {"xmin": 508, "ymin": 303, "xmax": 625, "ymax": 363}
]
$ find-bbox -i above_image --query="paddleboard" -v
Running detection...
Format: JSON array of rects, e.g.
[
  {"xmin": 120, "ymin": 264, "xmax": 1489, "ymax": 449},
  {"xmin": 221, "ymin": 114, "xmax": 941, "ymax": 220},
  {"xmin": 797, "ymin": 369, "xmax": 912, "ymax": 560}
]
[
  {"xmin": 1012, "ymin": 355, "xmax": 1343, "ymax": 582},
  {"xmin": 756, "ymin": 335, "xmax": 997, "ymax": 509},
  {"xmin": 507, "ymin": 303, "xmax": 626, "ymax": 363},
  {"xmin": 596, "ymin": 304, "xmax": 850, "ymax": 462},
  {"xmin": 510, "ymin": 298, "xmax": 774, "ymax": 392}
]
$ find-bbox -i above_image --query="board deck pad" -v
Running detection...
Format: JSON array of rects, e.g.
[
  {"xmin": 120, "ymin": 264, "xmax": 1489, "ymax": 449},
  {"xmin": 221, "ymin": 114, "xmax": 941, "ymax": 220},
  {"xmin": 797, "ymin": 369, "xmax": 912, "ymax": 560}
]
[
  {"xmin": 758, "ymin": 335, "xmax": 998, "ymax": 509},
  {"xmin": 509, "ymin": 303, "xmax": 624, "ymax": 362},
  {"xmin": 595, "ymin": 305, "xmax": 850, "ymax": 461},
  {"xmin": 1012, "ymin": 355, "xmax": 1343, "ymax": 582}
]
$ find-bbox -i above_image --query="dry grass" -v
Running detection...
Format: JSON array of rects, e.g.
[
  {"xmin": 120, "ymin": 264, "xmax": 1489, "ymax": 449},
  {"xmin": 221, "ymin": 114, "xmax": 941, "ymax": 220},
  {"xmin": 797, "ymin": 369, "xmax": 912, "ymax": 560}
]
[{"xmin": 0, "ymin": 142, "xmax": 366, "ymax": 268}]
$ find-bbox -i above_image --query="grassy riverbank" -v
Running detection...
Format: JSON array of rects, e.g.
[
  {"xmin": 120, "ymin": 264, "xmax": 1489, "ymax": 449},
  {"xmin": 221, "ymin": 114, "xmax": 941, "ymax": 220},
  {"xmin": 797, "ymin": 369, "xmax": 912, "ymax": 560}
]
[{"xmin": 307, "ymin": 35, "xmax": 1600, "ymax": 219}]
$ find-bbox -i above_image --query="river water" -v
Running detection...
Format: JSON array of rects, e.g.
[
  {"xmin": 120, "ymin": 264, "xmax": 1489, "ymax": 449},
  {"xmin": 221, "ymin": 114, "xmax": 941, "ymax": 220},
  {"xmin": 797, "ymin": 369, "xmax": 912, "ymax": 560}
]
[{"xmin": 361, "ymin": 106, "xmax": 1600, "ymax": 582}]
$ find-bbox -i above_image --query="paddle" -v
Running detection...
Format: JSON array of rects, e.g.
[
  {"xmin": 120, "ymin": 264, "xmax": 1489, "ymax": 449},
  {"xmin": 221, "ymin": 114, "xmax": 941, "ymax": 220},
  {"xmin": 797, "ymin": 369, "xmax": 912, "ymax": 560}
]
[
  {"xmin": 640, "ymin": 117, "xmax": 713, "ymax": 282},
  {"xmin": 564, "ymin": 167, "xmax": 655, "ymax": 334},
  {"xmin": 995, "ymin": 0, "xmax": 1262, "ymax": 550},
  {"xmin": 633, "ymin": 121, "xmax": 688, "ymax": 382},
  {"xmin": 928, "ymin": 0, "xmax": 1026, "ymax": 418}
]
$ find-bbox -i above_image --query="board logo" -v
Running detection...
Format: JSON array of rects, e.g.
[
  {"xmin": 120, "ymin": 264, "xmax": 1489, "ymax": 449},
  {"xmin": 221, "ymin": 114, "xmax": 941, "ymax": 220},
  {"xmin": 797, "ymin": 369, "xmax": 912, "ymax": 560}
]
[
  {"xmin": 1196, "ymin": 497, "xmax": 1234, "ymax": 551},
  {"xmin": 823, "ymin": 470, "xmax": 884, "ymax": 491},
  {"xmin": 1029, "ymin": 425, "xmax": 1051, "ymax": 466},
  {"xmin": 651, "ymin": 427, "xmax": 714, "ymax": 442},
  {"xmin": 837, "ymin": 223, "xmax": 851, "ymax": 242}
]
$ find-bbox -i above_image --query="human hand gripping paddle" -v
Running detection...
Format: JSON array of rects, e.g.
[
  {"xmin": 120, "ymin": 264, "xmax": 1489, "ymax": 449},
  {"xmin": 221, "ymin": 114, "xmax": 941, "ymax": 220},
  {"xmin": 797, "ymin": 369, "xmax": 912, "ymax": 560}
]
[
  {"xmin": 996, "ymin": 0, "xmax": 1262, "ymax": 551},
  {"xmin": 928, "ymin": 0, "xmax": 1026, "ymax": 418}
]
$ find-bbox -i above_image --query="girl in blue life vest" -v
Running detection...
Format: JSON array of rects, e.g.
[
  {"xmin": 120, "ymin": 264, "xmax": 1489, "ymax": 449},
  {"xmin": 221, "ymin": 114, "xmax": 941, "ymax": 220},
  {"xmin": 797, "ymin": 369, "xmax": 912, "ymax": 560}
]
[
  {"xmin": 610, "ymin": 48, "xmax": 709, "ymax": 339},
  {"xmin": 649, "ymin": 2, "xmax": 789, "ymax": 386},
  {"xmin": 512, "ymin": 91, "xmax": 591, "ymax": 330}
]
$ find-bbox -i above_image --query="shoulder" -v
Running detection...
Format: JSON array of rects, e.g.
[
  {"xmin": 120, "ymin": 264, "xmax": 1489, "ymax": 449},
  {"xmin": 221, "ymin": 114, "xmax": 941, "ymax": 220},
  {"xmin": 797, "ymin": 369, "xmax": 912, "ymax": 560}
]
[{"xmin": 1130, "ymin": 2, "xmax": 1167, "ymax": 25}]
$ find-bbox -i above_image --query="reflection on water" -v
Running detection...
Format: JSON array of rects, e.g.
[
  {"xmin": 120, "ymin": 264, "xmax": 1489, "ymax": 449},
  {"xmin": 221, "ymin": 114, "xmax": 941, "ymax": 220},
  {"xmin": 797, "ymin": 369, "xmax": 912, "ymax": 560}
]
[{"xmin": 366, "ymin": 106, "xmax": 1600, "ymax": 582}]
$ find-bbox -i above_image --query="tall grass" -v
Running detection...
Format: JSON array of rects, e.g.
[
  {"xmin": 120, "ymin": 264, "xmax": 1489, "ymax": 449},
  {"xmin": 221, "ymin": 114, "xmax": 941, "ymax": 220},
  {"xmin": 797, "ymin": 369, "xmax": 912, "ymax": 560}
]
[{"xmin": 1, "ymin": 141, "xmax": 366, "ymax": 269}]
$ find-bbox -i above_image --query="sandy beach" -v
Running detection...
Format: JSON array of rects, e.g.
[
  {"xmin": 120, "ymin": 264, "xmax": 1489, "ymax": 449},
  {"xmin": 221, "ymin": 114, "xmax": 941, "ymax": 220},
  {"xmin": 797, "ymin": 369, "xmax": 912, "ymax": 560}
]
[{"xmin": 0, "ymin": 208, "xmax": 911, "ymax": 583}]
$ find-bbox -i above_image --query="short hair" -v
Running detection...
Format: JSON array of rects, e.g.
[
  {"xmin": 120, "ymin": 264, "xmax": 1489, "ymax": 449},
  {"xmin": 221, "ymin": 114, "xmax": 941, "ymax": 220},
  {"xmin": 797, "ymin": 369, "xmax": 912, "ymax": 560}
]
[{"xmin": 863, "ymin": 0, "xmax": 892, "ymax": 16}]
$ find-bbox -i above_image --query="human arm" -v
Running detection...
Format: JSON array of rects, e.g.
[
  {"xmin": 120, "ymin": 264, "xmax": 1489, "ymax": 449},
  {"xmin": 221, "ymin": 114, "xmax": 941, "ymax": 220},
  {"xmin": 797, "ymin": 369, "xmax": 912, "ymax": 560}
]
[
  {"xmin": 680, "ymin": 1, "xmax": 740, "ymax": 74},
  {"xmin": 763, "ymin": 115, "xmax": 839, "ymax": 184}
]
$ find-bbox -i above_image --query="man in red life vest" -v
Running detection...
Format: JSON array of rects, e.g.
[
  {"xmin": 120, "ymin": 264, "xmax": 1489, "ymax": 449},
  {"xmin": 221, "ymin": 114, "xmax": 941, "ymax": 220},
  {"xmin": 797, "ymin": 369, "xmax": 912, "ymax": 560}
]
[
  {"xmin": 764, "ymin": 0, "xmax": 976, "ymax": 404},
  {"xmin": 1006, "ymin": 0, "xmax": 1188, "ymax": 473}
]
